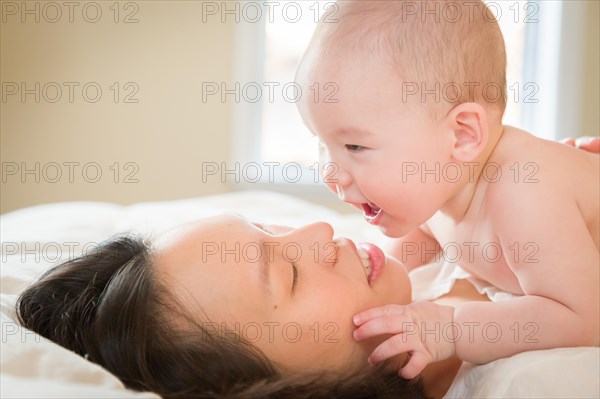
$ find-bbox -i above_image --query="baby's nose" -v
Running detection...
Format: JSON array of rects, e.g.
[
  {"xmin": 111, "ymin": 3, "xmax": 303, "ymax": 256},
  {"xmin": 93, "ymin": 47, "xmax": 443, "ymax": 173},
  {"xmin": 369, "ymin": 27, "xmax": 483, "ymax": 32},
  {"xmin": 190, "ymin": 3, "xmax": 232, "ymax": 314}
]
[{"xmin": 323, "ymin": 168, "xmax": 352, "ymax": 198}]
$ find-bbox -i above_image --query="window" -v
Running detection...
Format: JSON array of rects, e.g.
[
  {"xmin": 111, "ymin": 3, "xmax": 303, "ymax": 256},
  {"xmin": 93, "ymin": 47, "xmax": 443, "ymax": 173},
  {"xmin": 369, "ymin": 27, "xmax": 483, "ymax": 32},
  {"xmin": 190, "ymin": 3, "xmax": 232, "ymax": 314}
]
[
  {"xmin": 231, "ymin": 1, "xmax": 332, "ymax": 189},
  {"xmin": 232, "ymin": 0, "xmax": 564, "ymax": 189}
]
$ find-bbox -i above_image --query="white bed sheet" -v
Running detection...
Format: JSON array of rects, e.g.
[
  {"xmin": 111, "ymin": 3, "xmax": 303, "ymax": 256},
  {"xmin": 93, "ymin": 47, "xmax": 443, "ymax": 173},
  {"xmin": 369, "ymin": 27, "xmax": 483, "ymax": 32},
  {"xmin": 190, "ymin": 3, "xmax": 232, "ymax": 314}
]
[{"xmin": 1, "ymin": 191, "xmax": 598, "ymax": 398}]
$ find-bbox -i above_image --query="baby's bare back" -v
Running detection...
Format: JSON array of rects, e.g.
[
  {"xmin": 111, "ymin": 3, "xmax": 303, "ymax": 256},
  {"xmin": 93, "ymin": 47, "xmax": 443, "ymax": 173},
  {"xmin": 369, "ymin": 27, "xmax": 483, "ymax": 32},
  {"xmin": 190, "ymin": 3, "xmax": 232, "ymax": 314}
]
[
  {"xmin": 427, "ymin": 126, "xmax": 599, "ymax": 294},
  {"xmin": 492, "ymin": 126, "xmax": 599, "ymax": 249}
]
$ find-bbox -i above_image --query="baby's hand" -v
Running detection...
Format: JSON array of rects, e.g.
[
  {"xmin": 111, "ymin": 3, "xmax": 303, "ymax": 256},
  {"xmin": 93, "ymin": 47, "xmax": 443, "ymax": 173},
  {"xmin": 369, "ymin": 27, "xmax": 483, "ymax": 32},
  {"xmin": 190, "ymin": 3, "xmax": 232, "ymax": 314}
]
[
  {"xmin": 352, "ymin": 301, "xmax": 455, "ymax": 379},
  {"xmin": 560, "ymin": 136, "xmax": 600, "ymax": 152}
]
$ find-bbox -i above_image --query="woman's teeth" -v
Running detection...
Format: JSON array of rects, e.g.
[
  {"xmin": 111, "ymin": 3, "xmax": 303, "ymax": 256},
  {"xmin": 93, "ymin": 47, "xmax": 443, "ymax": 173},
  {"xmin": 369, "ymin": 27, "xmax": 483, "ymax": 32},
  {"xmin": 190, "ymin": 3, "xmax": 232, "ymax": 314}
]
[{"xmin": 357, "ymin": 247, "xmax": 372, "ymax": 280}]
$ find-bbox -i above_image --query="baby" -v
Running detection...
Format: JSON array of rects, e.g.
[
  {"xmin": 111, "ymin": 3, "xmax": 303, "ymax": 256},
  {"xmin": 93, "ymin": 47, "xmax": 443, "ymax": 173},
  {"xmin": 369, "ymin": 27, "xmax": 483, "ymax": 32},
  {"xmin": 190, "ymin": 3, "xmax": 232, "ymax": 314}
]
[{"xmin": 295, "ymin": 0, "xmax": 599, "ymax": 378}]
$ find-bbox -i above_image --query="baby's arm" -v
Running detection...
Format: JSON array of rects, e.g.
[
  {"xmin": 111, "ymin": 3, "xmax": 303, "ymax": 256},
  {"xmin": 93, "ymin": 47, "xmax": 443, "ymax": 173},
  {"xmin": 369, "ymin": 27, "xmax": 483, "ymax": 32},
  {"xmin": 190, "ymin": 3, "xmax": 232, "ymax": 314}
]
[
  {"xmin": 385, "ymin": 225, "xmax": 441, "ymax": 271},
  {"xmin": 453, "ymin": 179, "xmax": 599, "ymax": 363},
  {"xmin": 354, "ymin": 175, "xmax": 598, "ymax": 377}
]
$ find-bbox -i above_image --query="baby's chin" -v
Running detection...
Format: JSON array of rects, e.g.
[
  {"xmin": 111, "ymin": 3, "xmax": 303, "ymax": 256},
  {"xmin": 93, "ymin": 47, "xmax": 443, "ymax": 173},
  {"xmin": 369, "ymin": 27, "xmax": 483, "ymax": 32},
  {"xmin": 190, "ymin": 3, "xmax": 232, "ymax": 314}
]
[{"xmin": 377, "ymin": 222, "xmax": 415, "ymax": 239}]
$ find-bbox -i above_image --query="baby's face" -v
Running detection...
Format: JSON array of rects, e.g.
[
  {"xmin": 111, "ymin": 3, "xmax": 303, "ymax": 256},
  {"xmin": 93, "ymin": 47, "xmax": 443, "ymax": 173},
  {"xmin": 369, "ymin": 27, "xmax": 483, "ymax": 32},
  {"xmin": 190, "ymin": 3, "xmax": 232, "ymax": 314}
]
[{"xmin": 297, "ymin": 50, "xmax": 457, "ymax": 238}]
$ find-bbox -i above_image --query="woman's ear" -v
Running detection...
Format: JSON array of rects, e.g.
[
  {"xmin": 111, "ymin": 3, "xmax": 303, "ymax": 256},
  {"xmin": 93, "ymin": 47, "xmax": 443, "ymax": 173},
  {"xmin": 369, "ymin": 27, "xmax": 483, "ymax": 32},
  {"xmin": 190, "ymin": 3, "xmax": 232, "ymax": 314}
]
[{"xmin": 445, "ymin": 102, "xmax": 489, "ymax": 162}]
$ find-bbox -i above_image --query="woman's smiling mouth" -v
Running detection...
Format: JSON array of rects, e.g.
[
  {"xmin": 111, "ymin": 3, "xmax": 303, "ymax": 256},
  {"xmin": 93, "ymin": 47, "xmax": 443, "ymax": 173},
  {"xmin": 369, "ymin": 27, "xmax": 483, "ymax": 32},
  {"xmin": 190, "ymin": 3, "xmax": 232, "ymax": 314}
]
[{"xmin": 357, "ymin": 242, "xmax": 385, "ymax": 285}]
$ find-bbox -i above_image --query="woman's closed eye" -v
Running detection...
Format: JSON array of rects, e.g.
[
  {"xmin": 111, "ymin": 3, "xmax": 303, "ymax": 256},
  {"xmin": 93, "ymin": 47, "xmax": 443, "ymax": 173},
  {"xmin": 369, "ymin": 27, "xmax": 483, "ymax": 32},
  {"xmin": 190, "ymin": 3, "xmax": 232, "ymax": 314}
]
[
  {"xmin": 291, "ymin": 262, "xmax": 298, "ymax": 293},
  {"xmin": 253, "ymin": 223, "xmax": 297, "ymax": 292}
]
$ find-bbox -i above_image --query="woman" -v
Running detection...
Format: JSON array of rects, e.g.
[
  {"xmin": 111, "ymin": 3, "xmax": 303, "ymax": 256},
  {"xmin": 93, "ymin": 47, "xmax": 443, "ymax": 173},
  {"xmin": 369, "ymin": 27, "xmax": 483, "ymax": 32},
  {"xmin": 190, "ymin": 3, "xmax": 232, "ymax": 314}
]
[{"xmin": 16, "ymin": 214, "xmax": 474, "ymax": 398}]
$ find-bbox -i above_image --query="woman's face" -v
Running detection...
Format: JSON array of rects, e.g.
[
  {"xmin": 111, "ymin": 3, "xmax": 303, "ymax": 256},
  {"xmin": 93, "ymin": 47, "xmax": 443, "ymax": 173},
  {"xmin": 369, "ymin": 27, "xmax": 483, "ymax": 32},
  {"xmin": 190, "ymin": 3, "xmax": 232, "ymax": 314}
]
[{"xmin": 154, "ymin": 214, "xmax": 411, "ymax": 373}]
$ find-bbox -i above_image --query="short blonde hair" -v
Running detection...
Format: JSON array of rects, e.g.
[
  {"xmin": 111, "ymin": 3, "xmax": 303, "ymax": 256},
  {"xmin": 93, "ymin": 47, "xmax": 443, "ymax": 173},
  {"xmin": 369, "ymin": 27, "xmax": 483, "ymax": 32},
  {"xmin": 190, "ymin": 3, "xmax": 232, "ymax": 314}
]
[{"xmin": 310, "ymin": 0, "xmax": 507, "ymax": 122}]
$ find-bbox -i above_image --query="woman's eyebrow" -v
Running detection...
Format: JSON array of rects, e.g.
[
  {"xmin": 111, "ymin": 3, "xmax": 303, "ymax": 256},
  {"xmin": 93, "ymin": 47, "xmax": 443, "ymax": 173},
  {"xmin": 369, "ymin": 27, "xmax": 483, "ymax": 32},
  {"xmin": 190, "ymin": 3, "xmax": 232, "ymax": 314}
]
[
  {"xmin": 250, "ymin": 222, "xmax": 270, "ymax": 233},
  {"xmin": 240, "ymin": 220, "xmax": 277, "ymax": 298}
]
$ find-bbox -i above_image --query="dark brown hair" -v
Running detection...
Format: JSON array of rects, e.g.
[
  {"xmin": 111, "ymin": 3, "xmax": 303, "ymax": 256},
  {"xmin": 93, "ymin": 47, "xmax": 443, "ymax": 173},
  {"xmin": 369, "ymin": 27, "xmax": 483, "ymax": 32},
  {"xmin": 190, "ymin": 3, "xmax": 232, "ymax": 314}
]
[{"xmin": 17, "ymin": 234, "xmax": 427, "ymax": 398}]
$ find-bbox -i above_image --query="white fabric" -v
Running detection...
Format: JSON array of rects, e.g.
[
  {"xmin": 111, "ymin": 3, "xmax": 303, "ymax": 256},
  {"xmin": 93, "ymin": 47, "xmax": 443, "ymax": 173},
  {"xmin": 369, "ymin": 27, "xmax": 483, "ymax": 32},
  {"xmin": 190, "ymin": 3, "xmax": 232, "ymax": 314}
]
[
  {"xmin": 410, "ymin": 258, "xmax": 520, "ymax": 302},
  {"xmin": 409, "ymin": 259, "xmax": 599, "ymax": 397},
  {"xmin": 1, "ymin": 191, "xmax": 598, "ymax": 398},
  {"xmin": 445, "ymin": 347, "xmax": 600, "ymax": 398}
]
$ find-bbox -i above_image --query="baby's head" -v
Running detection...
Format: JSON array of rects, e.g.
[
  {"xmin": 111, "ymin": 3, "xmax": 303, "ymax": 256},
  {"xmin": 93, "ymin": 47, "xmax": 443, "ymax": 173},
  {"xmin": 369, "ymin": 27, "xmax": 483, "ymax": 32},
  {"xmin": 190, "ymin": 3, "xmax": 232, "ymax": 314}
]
[
  {"xmin": 296, "ymin": 0, "xmax": 507, "ymax": 237},
  {"xmin": 299, "ymin": 0, "xmax": 507, "ymax": 122}
]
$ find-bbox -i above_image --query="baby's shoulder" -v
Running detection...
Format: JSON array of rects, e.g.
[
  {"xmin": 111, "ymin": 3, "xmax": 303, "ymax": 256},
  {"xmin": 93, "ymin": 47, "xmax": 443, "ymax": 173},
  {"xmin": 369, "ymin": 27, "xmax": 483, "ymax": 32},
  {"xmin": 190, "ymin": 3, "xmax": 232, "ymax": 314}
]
[
  {"xmin": 482, "ymin": 126, "xmax": 598, "ymax": 221},
  {"xmin": 488, "ymin": 126, "xmax": 597, "ymax": 187},
  {"xmin": 492, "ymin": 126, "xmax": 560, "ymax": 166}
]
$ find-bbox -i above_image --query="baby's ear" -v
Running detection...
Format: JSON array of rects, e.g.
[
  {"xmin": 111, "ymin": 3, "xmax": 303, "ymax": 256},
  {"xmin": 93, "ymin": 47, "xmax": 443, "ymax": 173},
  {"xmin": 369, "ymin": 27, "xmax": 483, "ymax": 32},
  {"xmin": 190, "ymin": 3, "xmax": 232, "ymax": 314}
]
[{"xmin": 446, "ymin": 102, "xmax": 489, "ymax": 162}]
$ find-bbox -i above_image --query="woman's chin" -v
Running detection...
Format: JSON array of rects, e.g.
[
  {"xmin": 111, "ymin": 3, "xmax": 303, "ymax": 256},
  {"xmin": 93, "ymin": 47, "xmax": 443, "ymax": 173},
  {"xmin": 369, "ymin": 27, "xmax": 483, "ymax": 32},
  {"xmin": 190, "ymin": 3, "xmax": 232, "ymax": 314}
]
[
  {"xmin": 386, "ymin": 255, "xmax": 408, "ymax": 272},
  {"xmin": 378, "ymin": 255, "xmax": 412, "ymax": 304}
]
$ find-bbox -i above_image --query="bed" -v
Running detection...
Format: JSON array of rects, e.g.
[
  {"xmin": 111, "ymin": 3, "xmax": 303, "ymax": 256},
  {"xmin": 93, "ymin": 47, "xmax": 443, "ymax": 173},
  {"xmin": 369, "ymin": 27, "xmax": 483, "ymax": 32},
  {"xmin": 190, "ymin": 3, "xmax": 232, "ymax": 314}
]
[{"xmin": 1, "ymin": 191, "xmax": 598, "ymax": 398}]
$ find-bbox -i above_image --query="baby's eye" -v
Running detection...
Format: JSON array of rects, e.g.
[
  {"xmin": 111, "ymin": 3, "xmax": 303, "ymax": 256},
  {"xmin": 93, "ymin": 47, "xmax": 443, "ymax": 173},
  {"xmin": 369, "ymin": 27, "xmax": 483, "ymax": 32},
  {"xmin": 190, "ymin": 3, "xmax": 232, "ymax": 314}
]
[{"xmin": 345, "ymin": 144, "xmax": 366, "ymax": 152}]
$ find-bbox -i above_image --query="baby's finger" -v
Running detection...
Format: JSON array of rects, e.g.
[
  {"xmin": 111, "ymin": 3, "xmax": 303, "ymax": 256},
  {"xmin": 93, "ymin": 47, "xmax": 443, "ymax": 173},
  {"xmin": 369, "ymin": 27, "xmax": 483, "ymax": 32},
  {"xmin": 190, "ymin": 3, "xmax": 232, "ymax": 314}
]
[
  {"xmin": 399, "ymin": 351, "xmax": 431, "ymax": 380},
  {"xmin": 575, "ymin": 136, "xmax": 600, "ymax": 152},
  {"xmin": 367, "ymin": 333, "xmax": 421, "ymax": 366},
  {"xmin": 353, "ymin": 313, "xmax": 414, "ymax": 341},
  {"xmin": 353, "ymin": 304, "xmax": 406, "ymax": 326},
  {"xmin": 560, "ymin": 137, "xmax": 576, "ymax": 146}
]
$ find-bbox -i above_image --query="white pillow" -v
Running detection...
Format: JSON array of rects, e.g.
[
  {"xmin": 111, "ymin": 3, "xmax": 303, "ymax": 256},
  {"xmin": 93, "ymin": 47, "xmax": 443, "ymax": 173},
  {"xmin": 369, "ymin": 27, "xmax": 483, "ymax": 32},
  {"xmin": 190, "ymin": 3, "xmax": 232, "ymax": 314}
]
[{"xmin": 445, "ymin": 347, "xmax": 599, "ymax": 398}]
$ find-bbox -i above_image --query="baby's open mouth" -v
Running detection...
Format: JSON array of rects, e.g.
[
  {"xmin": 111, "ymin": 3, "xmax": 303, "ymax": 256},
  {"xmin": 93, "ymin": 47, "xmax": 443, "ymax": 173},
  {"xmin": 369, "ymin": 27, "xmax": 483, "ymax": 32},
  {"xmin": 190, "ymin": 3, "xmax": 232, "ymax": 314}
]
[
  {"xmin": 361, "ymin": 202, "xmax": 383, "ymax": 224},
  {"xmin": 362, "ymin": 202, "xmax": 382, "ymax": 217}
]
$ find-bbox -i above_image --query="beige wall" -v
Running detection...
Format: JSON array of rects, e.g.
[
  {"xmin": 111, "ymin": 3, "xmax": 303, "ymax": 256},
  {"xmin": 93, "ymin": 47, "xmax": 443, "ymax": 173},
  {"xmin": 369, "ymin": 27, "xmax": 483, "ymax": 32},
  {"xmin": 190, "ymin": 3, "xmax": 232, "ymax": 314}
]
[
  {"xmin": 582, "ymin": 0, "xmax": 600, "ymax": 136},
  {"xmin": 556, "ymin": 0, "xmax": 600, "ymax": 138},
  {"xmin": 1, "ymin": 2, "xmax": 235, "ymax": 213},
  {"xmin": 1, "ymin": 1, "xmax": 599, "ymax": 214}
]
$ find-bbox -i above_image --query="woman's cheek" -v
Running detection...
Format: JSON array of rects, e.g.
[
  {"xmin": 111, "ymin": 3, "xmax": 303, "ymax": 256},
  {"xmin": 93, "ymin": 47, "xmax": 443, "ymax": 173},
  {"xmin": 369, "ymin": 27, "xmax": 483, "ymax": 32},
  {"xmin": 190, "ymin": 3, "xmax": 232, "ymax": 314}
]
[{"xmin": 370, "ymin": 261, "xmax": 411, "ymax": 305}]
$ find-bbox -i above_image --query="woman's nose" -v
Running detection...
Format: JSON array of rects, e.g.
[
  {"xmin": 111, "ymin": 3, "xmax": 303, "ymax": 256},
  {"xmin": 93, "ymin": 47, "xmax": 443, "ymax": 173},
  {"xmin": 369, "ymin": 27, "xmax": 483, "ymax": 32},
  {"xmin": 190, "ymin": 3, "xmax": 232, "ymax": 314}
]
[
  {"xmin": 287, "ymin": 221, "xmax": 334, "ymax": 245},
  {"xmin": 286, "ymin": 222, "xmax": 336, "ymax": 264},
  {"xmin": 298, "ymin": 221, "xmax": 334, "ymax": 237}
]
